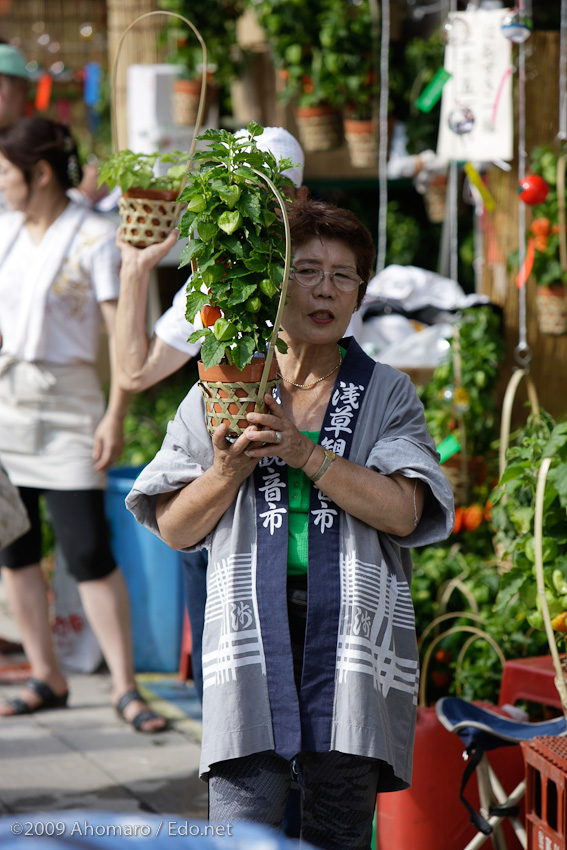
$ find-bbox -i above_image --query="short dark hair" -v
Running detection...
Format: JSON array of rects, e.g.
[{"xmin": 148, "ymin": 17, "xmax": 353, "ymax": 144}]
[
  {"xmin": 0, "ymin": 116, "xmax": 82, "ymax": 191},
  {"xmin": 288, "ymin": 198, "xmax": 376, "ymax": 307}
]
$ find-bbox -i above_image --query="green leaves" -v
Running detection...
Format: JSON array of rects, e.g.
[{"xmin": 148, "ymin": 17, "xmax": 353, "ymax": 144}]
[
  {"xmin": 177, "ymin": 124, "xmax": 292, "ymax": 369},
  {"xmin": 185, "ymin": 290, "xmax": 209, "ymax": 324},
  {"xmin": 201, "ymin": 334, "xmax": 230, "ymax": 370},
  {"xmin": 492, "ymin": 407, "xmax": 567, "ymax": 642},
  {"xmin": 97, "ymin": 149, "xmax": 188, "ymax": 193},
  {"xmin": 179, "ymin": 240, "xmax": 205, "ymax": 269}
]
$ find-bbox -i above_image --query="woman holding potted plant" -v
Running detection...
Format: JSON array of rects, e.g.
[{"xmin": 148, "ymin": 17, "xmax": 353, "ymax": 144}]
[
  {"xmin": 0, "ymin": 116, "xmax": 166, "ymax": 732},
  {"xmin": 127, "ymin": 199, "xmax": 454, "ymax": 847},
  {"xmin": 114, "ymin": 125, "xmax": 307, "ymax": 707}
]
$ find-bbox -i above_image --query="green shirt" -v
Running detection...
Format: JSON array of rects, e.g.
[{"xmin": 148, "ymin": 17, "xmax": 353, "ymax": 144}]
[
  {"xmin": 286, "ymin": 346, "xmax": 346, "ymax": 575},
  {"xmin": 288, "ymin": 429, "xmax": 319, "ymax": 575}
]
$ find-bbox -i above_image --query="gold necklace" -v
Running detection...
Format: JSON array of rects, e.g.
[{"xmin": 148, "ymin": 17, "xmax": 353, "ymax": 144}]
[{"xmin": 279, "ymin": 350, "xmax": 343, "ymax": 389}]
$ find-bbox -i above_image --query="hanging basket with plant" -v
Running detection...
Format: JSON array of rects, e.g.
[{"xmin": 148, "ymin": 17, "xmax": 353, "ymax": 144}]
[
  {"xmin": 176, "ymin": 121, "xmax": 293, "ymax": 437},
  {"xmin": 100, "ymin": 9, "xmax": 208, "ymax": 247},
  {"xmin": 98, "ymin": 149, "xmax": 190, "ymax": 247}
]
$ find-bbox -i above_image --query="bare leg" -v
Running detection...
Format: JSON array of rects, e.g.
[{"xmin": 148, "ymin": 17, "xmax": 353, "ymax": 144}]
[
  {"xmin": 0, "ymin": 563, "xmax": 68, "ymax": 715},
  {"xmin": 78, "ymin": 567, "xmax": 166, "ymax": 731}
]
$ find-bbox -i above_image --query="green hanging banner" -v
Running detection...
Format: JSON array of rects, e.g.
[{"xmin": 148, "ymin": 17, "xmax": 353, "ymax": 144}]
[
  {"xmin": 416, "ymin": 68, "xmax": 452, "ymax": 113},
  {"xmin": 437, "ymin": 433, "xmax": 461, "ymax": 464}
]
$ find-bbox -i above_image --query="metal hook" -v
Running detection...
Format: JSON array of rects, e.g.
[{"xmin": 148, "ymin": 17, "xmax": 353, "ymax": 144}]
[{"xmin": 514, "ymin": 342, "xmax": 532, "ymax": 368}]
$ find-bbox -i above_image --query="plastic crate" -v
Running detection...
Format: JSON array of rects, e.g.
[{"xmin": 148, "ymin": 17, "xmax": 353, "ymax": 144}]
[{"xmin": 522, "ymin": 735, "xmax": 567, "ymax": 850}]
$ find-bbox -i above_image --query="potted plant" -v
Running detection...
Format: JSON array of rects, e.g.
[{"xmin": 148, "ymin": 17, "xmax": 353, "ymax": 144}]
[
  {"xmin": 319, "ymin": 0, "xmax": 381, "ymax": 167},
  {"xmin": 176, "ymin": 121, "xmax": 294, "ymax": 435},
  {"xmin": 522, "ymin": 144, "xmax": 567, "ymax": 335},
  {"xmin": 97, "ymin": 149, "xmax": 189, "ymax": 247},
  {"xmin": 158, "ymin": 0, "xmax": 246, "ymax": 126},
  {"xmin": 419, "ymin": 306, "xmax": 506, "ymax": 507},
  {"xmin": 248, "ymin": 0, "xmax": 342, "ymax": 152},
  {"xmin": 492, "ymin": 409, "xmax": 567, "ymax": 664}
]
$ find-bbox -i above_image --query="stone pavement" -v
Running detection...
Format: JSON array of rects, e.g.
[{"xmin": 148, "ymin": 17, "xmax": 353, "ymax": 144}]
[{"xmin": 0, "ymin": 583, "xmax": 207, "ymax": 822}]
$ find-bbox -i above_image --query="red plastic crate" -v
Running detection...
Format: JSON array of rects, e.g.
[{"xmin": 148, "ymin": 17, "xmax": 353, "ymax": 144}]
[{"xmin": 522, "ymin": 735, "xmax": 567, "ymax": 850}]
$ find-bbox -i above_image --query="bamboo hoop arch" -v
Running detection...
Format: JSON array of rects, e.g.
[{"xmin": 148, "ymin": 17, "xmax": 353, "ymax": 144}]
[
  {"xmin": 417, "ymin": 610, "xmax": 485, "ymax": 653},
  {"xmin": 453, "ymin": 633, "xmax": 506, "ymax": 697},
  {"xmin": 110, "ymin": 10, "xmax": 208, "ymax": 193},
  {"xmin": 437, "ymin": 577, "xmax": 480, "ymax": 617},
  {"xmin": 534, "ymin": 456, "xmax": 567, "ymax": 718},
  {"xmin": 248, "ymin": 168, "xmax": 291, "ymax": 410},
  {"xmin": 498, "ymin": 368, "xmax": 540, "ymax": 480},
  {"xmin": 419, "ymin": 621, "xmax": 506, "ymax": 708}
]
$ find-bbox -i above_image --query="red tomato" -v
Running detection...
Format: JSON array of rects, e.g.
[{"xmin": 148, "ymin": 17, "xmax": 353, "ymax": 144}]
[
  {"xmin": 200, "ymin": 304, "xmax": 222, "ymax": 327},
  {"xmin": 518, "ymin": 174, "xmax": 550, "ymax": 206}
]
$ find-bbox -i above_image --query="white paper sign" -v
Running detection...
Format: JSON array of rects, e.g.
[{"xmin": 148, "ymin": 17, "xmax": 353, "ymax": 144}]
[{"xmin": 437, "ymin": 9, "xmax": 513, "ymax": 162}]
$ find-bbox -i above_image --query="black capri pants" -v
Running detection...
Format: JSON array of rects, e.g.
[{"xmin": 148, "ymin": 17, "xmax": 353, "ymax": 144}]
[{"xmin": 0, "ymin": 487, "xmax": 116, "ymax": 582}]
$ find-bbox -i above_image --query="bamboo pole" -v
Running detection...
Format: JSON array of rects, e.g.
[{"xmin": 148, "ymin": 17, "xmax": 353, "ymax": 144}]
[{"xmin": 106, "ymin": 0, "xmax": 162, "ymax": 151}]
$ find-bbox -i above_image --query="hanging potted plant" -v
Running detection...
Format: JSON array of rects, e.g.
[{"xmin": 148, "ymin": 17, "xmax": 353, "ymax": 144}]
[
  {"xmin": 521, "ymin": 145, "xmax": 567, "ymax": 336},
  {"xmin": 319, "ymin": 0, "xmax": 381, "ymax": 168},
  {"xmin": 97, "ymin": 149, "xmax": 189, "ymax": 247},
  {"xmin": 291, "ymin": 46, "xmax": 342, "ymax": 153},
  {"xmin": 176, "ymin": 121, "xmax": 293, "ymax": 436},
  {"xmin": 158, "ymin": 0, "xmax": 246, "ymax": 127},
  {"xmin": 249, "ymin": 0, "xmax": 342, "ymax": 152}
]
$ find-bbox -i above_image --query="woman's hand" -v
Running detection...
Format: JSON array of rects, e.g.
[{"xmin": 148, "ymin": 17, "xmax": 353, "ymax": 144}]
[
  {"xmin": 210, "ymin": 422, "xmax": 259, "ymax": 486},
  {"xmin": 243, "ymin": 394, "xmax": 315, "ymax": 469},
  {"xmin": 93, "ymin": 412, "xmax": 125, "ymax": 471},
  {"xmin": 156, "ymin": 422, "xmax": 259, "ymax": 550},
  {"xmin": 115, "ymin": 228, "xmax": 178, "ymax": 274}
]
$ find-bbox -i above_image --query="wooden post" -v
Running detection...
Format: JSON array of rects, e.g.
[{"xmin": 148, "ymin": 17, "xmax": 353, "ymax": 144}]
[
  {"xmin": 106, "ymin": 0, "xmax": 162, "ymax": 151},
  {"xmin": 482, "ymin": 32, "xmax": 567, "ymax": 422}
]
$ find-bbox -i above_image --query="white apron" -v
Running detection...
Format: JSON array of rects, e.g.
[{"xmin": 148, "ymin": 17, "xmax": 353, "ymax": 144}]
[{"xmin": 0, "ymin": 355, "xmax": 106, "ymax": 490}]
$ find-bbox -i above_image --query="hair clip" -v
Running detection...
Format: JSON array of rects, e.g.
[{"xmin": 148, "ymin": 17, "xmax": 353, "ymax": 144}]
[{"xmin": 67, "ymin": 153, "xmax": 80, "ymax": 187}]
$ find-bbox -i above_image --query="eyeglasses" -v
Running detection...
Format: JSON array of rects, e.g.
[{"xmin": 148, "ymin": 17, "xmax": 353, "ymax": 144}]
[{"xmin": 290, "ymin": 267, "xmax": 362, "ymax": 293}]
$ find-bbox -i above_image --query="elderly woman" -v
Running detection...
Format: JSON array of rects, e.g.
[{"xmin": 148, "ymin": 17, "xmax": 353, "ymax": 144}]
[{"xmin": 127, "ymin": 199, "xmax": 454, "ymax": 849}]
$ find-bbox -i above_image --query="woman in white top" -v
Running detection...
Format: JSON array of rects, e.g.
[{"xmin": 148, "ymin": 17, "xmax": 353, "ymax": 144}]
[{"xmin": 0, "ymin": 116, "xmax": 166, "ymax": 731}]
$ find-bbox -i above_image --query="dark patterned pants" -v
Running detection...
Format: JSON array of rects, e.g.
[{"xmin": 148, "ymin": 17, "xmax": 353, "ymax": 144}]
[{"xmin": 208, "ymin": 749, "xmax": 381, "ymax": 850}]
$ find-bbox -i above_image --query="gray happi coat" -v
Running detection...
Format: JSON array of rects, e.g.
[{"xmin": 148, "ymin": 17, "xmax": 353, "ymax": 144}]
[{"xmin": 127, "ymin": 338, "xmax": 454, "ymax": 789}]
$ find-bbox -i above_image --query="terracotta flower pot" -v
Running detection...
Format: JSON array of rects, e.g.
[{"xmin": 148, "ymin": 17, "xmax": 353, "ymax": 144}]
[
  {"xmin": 198, "ymin": 357, "xmax": 280, "ymax": 437},
  {"xmin": 119, "ymin": 188, "xmax": 182, "ymax": 248},
  {"xmin": 295, "ymin": 104, "xmax": 342, "ymax": 153},
  {"xmin": 173, "ymin": 77, "xmax": 215, "ymax": 127},
  {"xmin": 343, "ymin": 117, "xmax": 379, "ymax": 169},
  {"xmin": 535, "ymin": 285, "xmax": 567, "ymax": 336},
  {"xmin": 424, "ymin": 174, "xmax": 449, "ymax": 224}
]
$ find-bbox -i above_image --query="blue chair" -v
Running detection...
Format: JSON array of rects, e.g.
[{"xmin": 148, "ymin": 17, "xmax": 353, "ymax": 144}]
[{"xmin": 436, "ymin": 696, "xmax": 567, "ymax": 850}]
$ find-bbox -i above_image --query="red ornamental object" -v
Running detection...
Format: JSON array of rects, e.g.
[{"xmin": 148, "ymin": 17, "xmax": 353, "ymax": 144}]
[{"xmin": 518, "ymin": 174, "xmax": 550, "ymax": 205}]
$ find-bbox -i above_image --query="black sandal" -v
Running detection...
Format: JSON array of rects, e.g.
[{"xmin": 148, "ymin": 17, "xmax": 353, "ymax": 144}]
[
  {"xmin": 115, "ymin": 688, "xmax": 168, "ymax": 733},
  {"xmin": 3, "ymin": 678, "xmax": 69, "ymax": 715}
]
